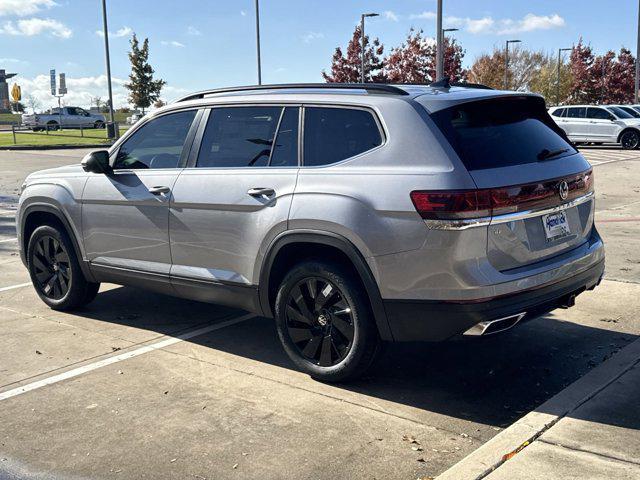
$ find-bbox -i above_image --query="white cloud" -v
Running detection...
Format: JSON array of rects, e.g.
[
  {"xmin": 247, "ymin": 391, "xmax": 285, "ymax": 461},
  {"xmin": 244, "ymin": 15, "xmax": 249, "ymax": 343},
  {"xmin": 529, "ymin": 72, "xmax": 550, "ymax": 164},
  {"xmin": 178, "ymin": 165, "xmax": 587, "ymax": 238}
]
[
  {"xmin": 301, "ymin": 31, "xmax": 324, "ymax": 43},
  {"xmin": 410, "ymin": 12, "xmax": 565, "ymax": 36},
  {"xmin": 95, "ymin": 26, "xmax": 132, "ymax": 38},
  {"xmin": 0, "ymin": 57, "xmax": 28, "ymax": 65},
  {"xmin": 0, "ymin": 17, "xmax": 72, "ymax": 38},
  {"xmin": 409, "ymin": 11, "xmax": 436, "ymax": 20},
  {"xmin": 240, "ymin": 10, "xmax": 247, "ymax": 16},
  {"xmin": 0, "ymin": 0, "xmax": 57, "ymax": 17},
  {"xmin": 497, "ymin": 13, "xmax": 565, "ymax": 35},
  {"xmin": 187, "ymin": 25, "xmax": 201, "ymax": 35},
  {"xmin": 383, "ymin": 11, "xmax": 399, "ymax": 22},
  {"xmin": 161, "ymin": 40, "xmax": 185, "ymax": 47}
]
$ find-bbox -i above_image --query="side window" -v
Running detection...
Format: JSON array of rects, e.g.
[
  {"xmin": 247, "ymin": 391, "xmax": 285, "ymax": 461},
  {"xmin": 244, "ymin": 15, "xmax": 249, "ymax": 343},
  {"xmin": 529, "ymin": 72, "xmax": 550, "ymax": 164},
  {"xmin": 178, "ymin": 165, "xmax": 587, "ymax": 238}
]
[
  {"xmin": 566, "ymin": 107, "xmax": 586, "ymax": 118},
  {"xmin": 67, "ymin": 107, "xmax": 78, "ymax": 116},
  {"xmin": 587, "ymin": 108, "xmax": 610, "ymax": 120},
  {"xmin": 270, "ymin": 107, "xmax": 299, "ymax": 167},
  {"xmin": 114, "ymin": 110, "xmax": 196, "ymax": 170},
  {"xmin": 303, "ymin": 107, "xmax": 382, "ymax": 166},
  {"xmin": 197, "ymin": 107, "xmax": 283, "ymax": 168},
  {"xmin": 551, "ymin": 108, "xmax": 565, "ymax": 118}
]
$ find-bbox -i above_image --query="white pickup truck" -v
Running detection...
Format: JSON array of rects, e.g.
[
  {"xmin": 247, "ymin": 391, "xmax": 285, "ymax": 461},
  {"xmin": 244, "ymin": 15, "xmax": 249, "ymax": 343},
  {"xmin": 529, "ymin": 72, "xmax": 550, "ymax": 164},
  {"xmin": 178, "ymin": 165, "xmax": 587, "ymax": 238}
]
[{"xmin": 22, "ymin": 107, "xmax": 106, "ymax": 131}]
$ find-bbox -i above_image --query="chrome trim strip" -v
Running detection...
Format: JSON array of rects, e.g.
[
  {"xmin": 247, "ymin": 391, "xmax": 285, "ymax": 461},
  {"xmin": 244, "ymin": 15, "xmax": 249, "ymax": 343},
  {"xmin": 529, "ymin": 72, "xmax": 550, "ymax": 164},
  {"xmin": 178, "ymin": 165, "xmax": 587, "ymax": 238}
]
[
  {"xmin": 463, "ymin": 312, "xmax": 527, "ymax": 336},
  {"xmin": 422, "ymin": 192, "xmax": 594, "ymax": 231}
]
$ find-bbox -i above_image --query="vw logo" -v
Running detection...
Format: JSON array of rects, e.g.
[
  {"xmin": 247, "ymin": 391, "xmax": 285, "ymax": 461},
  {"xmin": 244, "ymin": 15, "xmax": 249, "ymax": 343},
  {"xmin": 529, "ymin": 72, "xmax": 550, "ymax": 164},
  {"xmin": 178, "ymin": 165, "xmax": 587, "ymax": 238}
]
[{"xmin": 558, "ymin": 181, "xmax": 569, "ymax": 201}]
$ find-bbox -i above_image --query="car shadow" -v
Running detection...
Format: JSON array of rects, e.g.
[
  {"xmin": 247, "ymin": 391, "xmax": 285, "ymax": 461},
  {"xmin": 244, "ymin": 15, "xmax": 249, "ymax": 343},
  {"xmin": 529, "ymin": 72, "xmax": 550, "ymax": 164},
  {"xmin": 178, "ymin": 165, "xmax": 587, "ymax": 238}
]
[{"xmin": 76, "ymin": 285, "xmax": 638, "ymax": 430}]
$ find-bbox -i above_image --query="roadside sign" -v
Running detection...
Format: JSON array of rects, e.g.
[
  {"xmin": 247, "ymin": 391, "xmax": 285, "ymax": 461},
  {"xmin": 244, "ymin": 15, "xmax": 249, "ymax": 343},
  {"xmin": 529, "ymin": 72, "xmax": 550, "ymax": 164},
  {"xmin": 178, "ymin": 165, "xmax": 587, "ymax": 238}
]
[
  {"xmin": 58, "ymin": 73, "xmax": 67, "ymax": 95},
  {"xmin": 49, "ymin": 69, "xmax": 56, "ymax": 96},
  {"xmin": 11, "ymin": 84, "xmax": 21, "ymax": 102}
]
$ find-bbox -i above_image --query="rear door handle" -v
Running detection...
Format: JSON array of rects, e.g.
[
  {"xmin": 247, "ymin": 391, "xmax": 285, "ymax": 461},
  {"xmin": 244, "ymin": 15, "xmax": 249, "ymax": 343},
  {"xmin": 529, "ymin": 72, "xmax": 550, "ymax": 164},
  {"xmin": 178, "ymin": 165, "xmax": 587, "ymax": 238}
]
[
  {"xmin": 247, "ymin": 187, "xmax": 275, "ymax": 197},
  {"xmin": 148, "ymin": 185, "xmax": 171, "ymax": 195}
]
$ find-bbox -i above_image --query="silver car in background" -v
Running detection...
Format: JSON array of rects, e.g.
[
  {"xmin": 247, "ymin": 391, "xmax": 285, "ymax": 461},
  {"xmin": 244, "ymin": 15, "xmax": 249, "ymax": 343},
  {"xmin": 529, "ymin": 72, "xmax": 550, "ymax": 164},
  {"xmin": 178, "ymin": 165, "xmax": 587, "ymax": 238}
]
[
  {"xmin": 17, "ymin": 83, "xmax": 605, "ymax": 381},
  {"xmin": 549, "ymin": 104, "xmax": 640, "ymax": 149}
]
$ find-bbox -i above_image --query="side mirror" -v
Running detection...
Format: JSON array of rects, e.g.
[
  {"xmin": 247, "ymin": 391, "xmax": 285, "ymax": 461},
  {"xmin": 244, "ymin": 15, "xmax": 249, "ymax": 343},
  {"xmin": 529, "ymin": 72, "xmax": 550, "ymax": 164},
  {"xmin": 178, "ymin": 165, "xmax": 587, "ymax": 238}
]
[
  {"xmin": 81, "ymin": 150, "xmax": 112, "ymax": 174},
  {"xmin": 609, "ymin": 115, "xmax": 616, "ymax": 121}
]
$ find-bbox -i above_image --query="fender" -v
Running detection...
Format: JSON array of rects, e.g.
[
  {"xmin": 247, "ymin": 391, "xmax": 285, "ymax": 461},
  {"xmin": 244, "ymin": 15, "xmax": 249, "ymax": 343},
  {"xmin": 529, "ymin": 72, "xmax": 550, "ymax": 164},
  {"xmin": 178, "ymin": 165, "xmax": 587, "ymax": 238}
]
[
  {"xmin": 258, "ymin": 230, "xmax": 394, "ymax": 341},
  {"xmin": 19, "ymin": 203, "xmax": 97, "ymax": 282}
]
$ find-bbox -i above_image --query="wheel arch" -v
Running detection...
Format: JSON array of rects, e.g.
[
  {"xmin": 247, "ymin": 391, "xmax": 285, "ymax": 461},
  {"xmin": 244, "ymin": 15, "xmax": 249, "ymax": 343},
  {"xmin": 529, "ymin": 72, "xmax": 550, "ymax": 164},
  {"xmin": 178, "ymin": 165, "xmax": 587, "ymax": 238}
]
[
  {"xmin": 617, "ymin": 127, "xmax": 640, "ymax": 143},
  {"xmin": 259, "ymin": 231, "xmax": 394, "ymax": 341},
  {"xmin": 20, "ymin": 204, "xmax": 95, "ymax": 282}
]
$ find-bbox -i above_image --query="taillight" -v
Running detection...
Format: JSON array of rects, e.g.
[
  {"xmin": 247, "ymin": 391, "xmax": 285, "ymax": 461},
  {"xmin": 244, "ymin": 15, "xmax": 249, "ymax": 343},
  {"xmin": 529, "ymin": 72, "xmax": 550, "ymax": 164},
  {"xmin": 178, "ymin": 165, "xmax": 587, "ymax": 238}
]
[{"xmin": 411, "ymin": 169, "xmax": 593, "ymax": 220}]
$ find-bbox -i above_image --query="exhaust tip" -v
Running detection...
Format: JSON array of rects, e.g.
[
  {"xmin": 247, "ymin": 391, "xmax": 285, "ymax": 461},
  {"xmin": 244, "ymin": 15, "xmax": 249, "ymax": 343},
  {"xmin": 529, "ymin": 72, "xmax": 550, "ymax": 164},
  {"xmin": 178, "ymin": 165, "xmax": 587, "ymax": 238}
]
[{"xmin": 464, "ymin": 312, "xmax": 527, "ymax": 336}]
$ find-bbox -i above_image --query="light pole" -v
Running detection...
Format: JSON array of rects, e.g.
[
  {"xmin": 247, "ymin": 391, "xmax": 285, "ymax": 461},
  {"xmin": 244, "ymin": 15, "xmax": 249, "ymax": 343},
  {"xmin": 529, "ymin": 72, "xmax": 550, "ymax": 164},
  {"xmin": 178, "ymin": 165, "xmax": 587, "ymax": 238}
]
[
  {"xmin": 100, "ymin": 0, "xmax": 116, "ymax": 138},
  {"xmin": 557, "ymin": 47, "xmax": 572, "ymax": 105},
  {"xmin": 439, "ymin": 28, "xmax": 459, "ymax": 80},
  {"xmin": 360, "ymin": 13, "xmax": 379, "ymax": 83},
  {"xmin": 255, "ymin": 0, "xmax": 262, "ymax": 85},
  {"xmin": 435, "ymin": 0, "xmax": 443, "ymax": 80},
  {"xmin": 504, "ymin": 39, "xmax": 521, "ymax": 90},
  {"xmin": 634, "ymin": 1, "xmax": 640, "ymax": 103}
]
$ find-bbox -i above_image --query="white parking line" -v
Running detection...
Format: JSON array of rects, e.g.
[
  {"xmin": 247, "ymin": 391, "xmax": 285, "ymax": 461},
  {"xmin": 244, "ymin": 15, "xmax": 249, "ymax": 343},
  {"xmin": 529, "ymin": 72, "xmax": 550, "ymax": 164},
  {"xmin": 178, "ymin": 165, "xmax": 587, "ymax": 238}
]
[
  {"xmin": 0, "ymin": 282, "xmax": 31, "ymax": 293},
  {"xmin": 0, "ymin": 312, "xmax": 255, "ymax": 401}
]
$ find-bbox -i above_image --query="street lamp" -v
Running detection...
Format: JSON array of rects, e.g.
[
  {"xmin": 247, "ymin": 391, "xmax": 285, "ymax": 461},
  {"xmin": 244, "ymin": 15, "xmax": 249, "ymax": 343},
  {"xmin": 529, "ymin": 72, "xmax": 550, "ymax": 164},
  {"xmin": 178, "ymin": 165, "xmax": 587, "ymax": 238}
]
[
  {"xmin": 435, "ymin": 0, "xmax": 443, "ymax": 80},
  {"xmin": 557, "ymin": 47, "xmax": 572, "ymax": 105},
  {"xmin": 439, "ymin": 28, "xmax": 459, "ymax": 80},
  {"xmin": 255, "ymin": 0, "xmax": 262, "ymax": 85},
  {"xmin": 100, "ymin": 0, "xmax": 116, "ymax": 138},
  {"xmin": 504, "ymin": 39, "xmax": 522, "ymax": 90},
  {"xmin": 360, "ymin": 13, "xmax": 379, "ymax": 83},
  {"xmin": 636, "ymin": 0, "xmax": 639, "ymax": 103}
]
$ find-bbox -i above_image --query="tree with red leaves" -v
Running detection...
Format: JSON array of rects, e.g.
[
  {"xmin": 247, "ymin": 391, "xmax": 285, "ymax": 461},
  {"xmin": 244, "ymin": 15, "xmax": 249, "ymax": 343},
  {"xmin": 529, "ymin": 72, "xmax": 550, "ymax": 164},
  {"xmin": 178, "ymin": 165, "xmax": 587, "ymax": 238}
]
[
  {"xmin": 383, "ymin": 29, "xmax": 466, "ymax": 83},
  {"xmin": 568, "ymin": 39, "xmax": 599, "ymax": 104},
  {"xmin": 322, "ymin": 26, "xmax": 385, "ymax": 83}
]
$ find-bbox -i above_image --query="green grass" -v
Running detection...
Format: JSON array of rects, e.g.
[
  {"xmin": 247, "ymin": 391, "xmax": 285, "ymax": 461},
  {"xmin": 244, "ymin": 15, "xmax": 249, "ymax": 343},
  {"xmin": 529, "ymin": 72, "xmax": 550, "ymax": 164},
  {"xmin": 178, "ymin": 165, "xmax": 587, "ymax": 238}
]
[
  {"xmin": 0, "ymin": 126, "xmax": 130, "ymax": 147},
  {"xmin": 0, "ymin": 113, "xmax": 21, "ymax": 124}
]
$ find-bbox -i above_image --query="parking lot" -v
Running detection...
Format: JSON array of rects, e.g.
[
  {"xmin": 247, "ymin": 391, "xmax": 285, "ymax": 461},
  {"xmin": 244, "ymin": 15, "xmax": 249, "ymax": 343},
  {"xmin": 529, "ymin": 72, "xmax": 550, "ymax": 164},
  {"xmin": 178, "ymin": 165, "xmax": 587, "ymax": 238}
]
[{"xmin": 1, "ymin": 147, "xmax": 639, "ymax": 479}]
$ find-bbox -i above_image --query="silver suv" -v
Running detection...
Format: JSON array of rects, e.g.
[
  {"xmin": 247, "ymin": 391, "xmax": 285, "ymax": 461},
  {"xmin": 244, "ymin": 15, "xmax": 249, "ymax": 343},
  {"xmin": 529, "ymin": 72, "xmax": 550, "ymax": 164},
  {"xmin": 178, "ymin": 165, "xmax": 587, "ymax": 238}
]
[
  {"xmin": 549, "ymin": 104, "xmax": 640, "ymax": 149},
  {"xmin": 17, "ymin": 83, "xmax": 604, "ymax": 381}
]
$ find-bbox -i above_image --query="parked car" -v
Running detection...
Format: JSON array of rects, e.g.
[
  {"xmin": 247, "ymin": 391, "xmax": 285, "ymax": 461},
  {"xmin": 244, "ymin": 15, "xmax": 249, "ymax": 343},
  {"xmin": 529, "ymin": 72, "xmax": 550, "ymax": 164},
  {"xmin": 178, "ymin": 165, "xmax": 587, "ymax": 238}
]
[
  {"xmin": 549, "ymin": 104, "xmax": 640, "ymax": 149},
  {"xmin": 17, "ymin": 83, "xmax": 604, "ymax": 382},
  {"xmin": 126, "ymin": 112, "xmax": 142, "ymax": 125},
  {"xmin": 22, "ymin": 107, "xmax": 106, "ymax": 131},
  {"xmin": 610, "ymin": 104, "xmax": 640, "ymax": 118}
]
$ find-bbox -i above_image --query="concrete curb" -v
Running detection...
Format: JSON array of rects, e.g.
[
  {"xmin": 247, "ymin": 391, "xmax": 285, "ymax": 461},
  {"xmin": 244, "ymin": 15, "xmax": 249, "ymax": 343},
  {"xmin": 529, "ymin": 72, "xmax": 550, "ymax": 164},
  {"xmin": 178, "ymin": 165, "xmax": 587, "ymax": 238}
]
[
  {"xmin": 436, "ymin": 336, "xmax": 640, "ymax": 480},
  {"xmin": 1, "ymin": 144, "xmax": 110, "ymax": 151}
]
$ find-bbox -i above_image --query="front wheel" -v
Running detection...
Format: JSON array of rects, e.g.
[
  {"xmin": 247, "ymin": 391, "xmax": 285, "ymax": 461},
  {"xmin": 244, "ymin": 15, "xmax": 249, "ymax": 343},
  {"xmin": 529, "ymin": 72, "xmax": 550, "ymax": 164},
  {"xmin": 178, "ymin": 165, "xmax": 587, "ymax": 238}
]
[
  {"xmin": 27, "ymin": 225, "xmax": 100, "ymax": 310},
  {"xmin": 274, "ymin": 261, "xmax": 380, "ymax": 382},
  {"xmin": 620, "ymin": 130, "xmax": 640, "ymax": 150}
]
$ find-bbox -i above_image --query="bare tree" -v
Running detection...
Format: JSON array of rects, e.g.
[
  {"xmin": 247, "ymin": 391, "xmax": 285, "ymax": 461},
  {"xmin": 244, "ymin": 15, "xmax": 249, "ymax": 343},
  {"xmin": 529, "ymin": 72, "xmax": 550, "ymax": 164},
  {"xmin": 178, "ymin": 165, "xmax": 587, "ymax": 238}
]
[{"xmin": 24, "ymin": 94, "xmax": 41, "ymax": 114}]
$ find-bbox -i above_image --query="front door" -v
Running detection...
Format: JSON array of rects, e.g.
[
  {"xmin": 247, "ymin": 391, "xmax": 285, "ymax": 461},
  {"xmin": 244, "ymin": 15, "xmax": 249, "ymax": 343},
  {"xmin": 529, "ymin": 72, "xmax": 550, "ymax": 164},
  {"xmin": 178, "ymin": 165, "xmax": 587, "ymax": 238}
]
[
  {"xmin": 82, "ymin": 109, "xmax": 199, "ymax": 289},
  {"xmin": 169, "ymin": 106, "xmax": 300, "ymax": 308},
  {"xmin": 586, "ymin": 107, "xmax": 618, "ymax": 141}
]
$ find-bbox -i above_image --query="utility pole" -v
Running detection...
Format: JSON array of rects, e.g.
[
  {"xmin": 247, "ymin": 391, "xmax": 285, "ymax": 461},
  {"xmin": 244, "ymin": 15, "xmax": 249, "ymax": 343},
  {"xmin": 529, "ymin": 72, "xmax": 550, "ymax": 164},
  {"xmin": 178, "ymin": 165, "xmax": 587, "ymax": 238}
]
[
  {"xmin": 636, "ymin": 0, "xmax": 639, "ymax": 103},
  {"xmin": 435, "ymin": 0, "xmax": 443, "ymax": 80},
  {"xmin": 360, "ymin": 13, "xmax": 379, "ymax": 83},
  {"xmin": 557, "ymin": 47, "xmax": 572, "ymax": 105},
  {"xmin": 255, "ymin": 0, "xmax": 262, "ymax": 85},
  {"xmin": 440, "ymin": 28, "xmax": 459, "ymax": 80},
  {"xmin": 504, "ymin": 39, "xmax": 521, "ymax": 90},
  {"xmin": 101, "ymin": 0, "xmax": 116, "ymax": 138}
]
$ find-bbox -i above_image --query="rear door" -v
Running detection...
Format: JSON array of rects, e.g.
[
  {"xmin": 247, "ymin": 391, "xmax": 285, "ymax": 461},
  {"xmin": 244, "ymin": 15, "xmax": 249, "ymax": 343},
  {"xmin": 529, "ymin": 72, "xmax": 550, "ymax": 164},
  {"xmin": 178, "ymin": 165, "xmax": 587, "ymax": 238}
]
[
  {"xmin": 586, "ymin": 107, "xmax": 617, "ymax": 141},
  {"xmin": 169, "ymin": 105, "xmax": 299, "ymax": 305},
  {"xmin": 563, "ymin": 107, "xmax": 588, "ymax": 140},
  {"xmin": 428, "ymin": 96, "xmax": 594, "ymax": 271}
]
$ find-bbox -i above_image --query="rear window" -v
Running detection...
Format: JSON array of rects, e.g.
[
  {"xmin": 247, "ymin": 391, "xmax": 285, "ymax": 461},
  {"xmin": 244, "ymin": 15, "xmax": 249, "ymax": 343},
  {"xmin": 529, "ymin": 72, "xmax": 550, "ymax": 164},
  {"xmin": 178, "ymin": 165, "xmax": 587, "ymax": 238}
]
[
  {"xmin": 430, "ymin": 97, "xmax": 576, "ymax": 171},
  {"xmin": 551, "ymin": 108, "xmax": 565, "ymax": 117}
]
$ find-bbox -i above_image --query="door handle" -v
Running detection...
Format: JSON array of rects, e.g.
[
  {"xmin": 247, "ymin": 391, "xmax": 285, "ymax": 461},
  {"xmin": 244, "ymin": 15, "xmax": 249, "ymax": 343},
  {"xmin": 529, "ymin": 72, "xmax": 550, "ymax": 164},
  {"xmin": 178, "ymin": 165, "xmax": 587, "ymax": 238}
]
[
  {"xmin": 247, "ymin": 187, "xmax": 275, "ymax": 197},
  {"xmin": 148, "ymin": 185, "xmax": 171, "ymax": 195}
]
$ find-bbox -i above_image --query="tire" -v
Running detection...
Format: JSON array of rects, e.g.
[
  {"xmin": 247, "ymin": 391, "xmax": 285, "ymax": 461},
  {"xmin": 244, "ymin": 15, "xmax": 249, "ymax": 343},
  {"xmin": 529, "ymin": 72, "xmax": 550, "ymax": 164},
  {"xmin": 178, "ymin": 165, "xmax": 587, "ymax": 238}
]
[
  {"xmin": 274, "ymin": 260, "xmax": 380, "ymax": 382},
  {"xmin": 27, "ymin": 224, "xmax": 100, "ymax": 310},
  {"xmin": 94, "ymin": 121, "xmax": 105, "ymax": 129},
  {"xmin": 46, "ymin": 122, "xmax": 59, "ymax": 131},
  {"xmin": 620, "ymin": 130, "xmax": 640, "ymax": 150}
]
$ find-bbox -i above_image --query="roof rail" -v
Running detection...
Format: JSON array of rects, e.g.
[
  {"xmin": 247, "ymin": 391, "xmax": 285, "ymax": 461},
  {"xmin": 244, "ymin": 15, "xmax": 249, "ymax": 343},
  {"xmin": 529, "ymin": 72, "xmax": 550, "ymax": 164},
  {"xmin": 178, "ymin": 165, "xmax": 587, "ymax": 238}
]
[
  {"xmin": 451, "ymin": 81, "xmax": 494, "ymax": 90},
  {"xmin": 174, "ymin": 83, "xmax": 410, "ymax": 103}
]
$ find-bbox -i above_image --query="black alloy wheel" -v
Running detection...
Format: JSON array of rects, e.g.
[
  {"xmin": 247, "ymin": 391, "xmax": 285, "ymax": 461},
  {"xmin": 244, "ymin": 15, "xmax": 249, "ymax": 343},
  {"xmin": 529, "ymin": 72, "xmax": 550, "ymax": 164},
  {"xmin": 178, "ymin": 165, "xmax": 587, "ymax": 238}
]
[
  {"xmin": 284, "ymin": 277, "xmax": 355, "ymax": 367},
  {"xmin": 31, "ymin": 235, "xmax": 71, "ymax": 300},
  {"xmin": 620, "ymin": 130, "xmax": 640, "ymax": 150}
]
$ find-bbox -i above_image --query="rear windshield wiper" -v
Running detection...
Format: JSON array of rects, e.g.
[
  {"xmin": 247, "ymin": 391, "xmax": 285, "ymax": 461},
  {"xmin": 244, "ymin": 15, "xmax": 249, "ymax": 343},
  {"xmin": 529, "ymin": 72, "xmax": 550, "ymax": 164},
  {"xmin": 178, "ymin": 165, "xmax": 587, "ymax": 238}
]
[{"xmin": 537, "ymin": 148, "xmax": 569, "ymax": 161}]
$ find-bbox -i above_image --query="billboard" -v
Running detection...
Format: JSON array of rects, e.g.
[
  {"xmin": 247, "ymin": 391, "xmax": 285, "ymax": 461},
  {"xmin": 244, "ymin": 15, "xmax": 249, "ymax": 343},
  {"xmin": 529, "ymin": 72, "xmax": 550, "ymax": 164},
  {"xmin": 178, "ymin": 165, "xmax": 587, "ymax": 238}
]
[
  {"xmin": 50, "ymin": 69, "xmax": 56, "ymax": 96},
  {"xmin": 58, "ymin": 73, "xmax": 67, "ymax": 95}
]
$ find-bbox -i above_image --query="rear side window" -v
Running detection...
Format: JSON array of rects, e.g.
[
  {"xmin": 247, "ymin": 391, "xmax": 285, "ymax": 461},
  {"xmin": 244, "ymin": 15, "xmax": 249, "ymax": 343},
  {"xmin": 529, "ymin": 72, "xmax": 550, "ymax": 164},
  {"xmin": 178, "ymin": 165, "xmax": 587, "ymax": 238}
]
[
  {"xmin": 566, "ymin": 107, "xmax": 586, "ymax": 118},
  {"xmin": 430, "ymin": 97, "xmax": 576, "ymax": 171},
  {"xmin": 196, "ymin": 106, "xmax": 299, "ymax": 168},
  {"xmin": 303, "ymin": 107, "xmax": 382, "ymax": 166}
]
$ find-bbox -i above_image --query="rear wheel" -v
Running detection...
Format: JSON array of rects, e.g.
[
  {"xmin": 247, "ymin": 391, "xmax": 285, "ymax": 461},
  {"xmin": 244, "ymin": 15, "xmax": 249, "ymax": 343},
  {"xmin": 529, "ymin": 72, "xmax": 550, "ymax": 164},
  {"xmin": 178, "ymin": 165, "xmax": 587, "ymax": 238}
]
[
  {"xmin": 94, "ymin": 121, "xmax": 105, "ymax": 129},
  {"xmin": 27, "ymin": 225, "xmax": 100, "ymax": 310},
  {"xmin": 274, "ymin": 261, "xmax": 380, "ymax": 382},
  {"xmin": 46, "ymin": 121, "xmax": 59, "ymax": 131},
  {"xmin": 620, "ymin": 130, "xmax": 640, "ymax": 150}
]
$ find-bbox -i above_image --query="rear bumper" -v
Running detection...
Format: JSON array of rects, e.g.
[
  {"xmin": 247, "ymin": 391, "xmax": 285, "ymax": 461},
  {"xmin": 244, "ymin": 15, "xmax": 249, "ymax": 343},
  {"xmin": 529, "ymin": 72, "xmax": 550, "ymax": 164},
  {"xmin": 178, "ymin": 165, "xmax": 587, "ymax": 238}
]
[{"xmin": 383, "ymin": 258, "xmax": 605, "ymax": 342}]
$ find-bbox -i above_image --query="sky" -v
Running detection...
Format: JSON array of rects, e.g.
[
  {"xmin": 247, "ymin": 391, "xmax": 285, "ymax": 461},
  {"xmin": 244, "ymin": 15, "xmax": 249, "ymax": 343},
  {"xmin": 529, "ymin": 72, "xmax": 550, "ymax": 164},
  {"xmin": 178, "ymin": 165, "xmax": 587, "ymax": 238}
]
[{"xmin": 0, "ymin": 0, "xmax": 638, "ymax": 110}]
